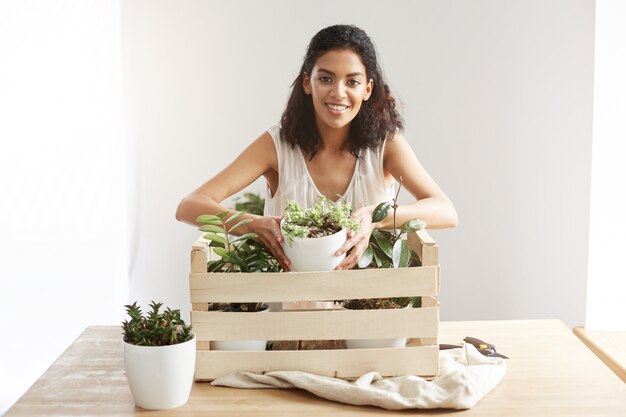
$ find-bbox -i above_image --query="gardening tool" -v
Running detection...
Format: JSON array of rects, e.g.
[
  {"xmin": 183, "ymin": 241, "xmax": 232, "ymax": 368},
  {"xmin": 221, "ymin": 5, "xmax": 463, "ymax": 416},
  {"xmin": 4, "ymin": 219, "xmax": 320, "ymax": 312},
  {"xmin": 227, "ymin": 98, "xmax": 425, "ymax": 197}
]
[{"xmin": 439, "ymin": 337, "xmax": 509, "ymax": 359}]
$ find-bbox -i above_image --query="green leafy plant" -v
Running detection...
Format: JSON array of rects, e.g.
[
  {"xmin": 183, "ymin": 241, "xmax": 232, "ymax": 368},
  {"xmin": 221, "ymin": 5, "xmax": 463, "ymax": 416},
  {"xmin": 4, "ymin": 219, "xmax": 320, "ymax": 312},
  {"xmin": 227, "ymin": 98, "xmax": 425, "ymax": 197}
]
[
  {"xmin": 357, "ymin": 178, "xmax": 425, "ymax": 270},
  {"xmin": 344, "ymin": 177, "xmax": 426, "ymax": 310},
  {"xmin": 234, "ymin": 192, "xmax": 265, "ymax": 216},
  {"xmin": 197, "ymin": 210, "xmax": 281, "ymax": 313},
  {"xmin": 197, "ymin": 211, "xmax": 282, "ymax": 273},
  {"xmin": 122, "ymin": 301, "xmax": 193, "ymax": 346},
  {"xmin": 282, "ymin": 196, "xmax": 360, "ymax": 242}
]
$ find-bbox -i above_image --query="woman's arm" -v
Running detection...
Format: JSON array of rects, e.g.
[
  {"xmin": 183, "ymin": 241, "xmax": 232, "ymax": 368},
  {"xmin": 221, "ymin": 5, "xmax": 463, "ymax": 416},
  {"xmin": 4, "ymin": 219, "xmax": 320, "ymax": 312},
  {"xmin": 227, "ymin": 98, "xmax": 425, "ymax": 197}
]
[
  {"xmin": 335, "ymin": 131, "xmax": 457, "ymax": 270},
  {"xmin": 176, "ymin": 131, "xmax": 291, "ymax": 270},
  {"xmin": 377, "ymin": 131, "xmax": 458, "ymax": 229}
]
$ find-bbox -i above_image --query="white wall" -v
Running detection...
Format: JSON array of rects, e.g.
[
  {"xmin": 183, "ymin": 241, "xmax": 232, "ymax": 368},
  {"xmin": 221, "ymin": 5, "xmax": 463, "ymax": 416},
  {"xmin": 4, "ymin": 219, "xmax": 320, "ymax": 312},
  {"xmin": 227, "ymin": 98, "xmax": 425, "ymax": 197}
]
[
  {"xmin": 586, "ymin": 0, "xmax": 626, "ymax": 331},
  {"xmin": 0, "ymin": 1, "xmax": 128, "ymax": 414},
  {"xmin": 122, "ymin": 0, "xmax": 595, "ymax": 328}
]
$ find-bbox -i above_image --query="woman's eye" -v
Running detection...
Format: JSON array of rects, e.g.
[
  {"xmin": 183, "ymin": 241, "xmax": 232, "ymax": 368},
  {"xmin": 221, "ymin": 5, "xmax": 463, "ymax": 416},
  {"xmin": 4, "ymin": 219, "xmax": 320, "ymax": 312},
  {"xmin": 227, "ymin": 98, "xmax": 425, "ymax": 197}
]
[
  {"xmin": 319, "ymin": 77, "xmax": 332, "ymax": 83},
  {"xmin": 347, "ymin": 79, "xmax": 361, "ymax": 87}
]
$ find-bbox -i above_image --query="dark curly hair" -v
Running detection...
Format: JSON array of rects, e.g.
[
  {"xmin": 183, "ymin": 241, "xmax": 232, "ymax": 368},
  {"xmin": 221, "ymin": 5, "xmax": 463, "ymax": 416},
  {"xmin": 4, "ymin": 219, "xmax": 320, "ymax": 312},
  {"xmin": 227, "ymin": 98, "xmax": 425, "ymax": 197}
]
[{"xmin": 280, "ymin": 24, "xmax": 403, "ymax": 159}]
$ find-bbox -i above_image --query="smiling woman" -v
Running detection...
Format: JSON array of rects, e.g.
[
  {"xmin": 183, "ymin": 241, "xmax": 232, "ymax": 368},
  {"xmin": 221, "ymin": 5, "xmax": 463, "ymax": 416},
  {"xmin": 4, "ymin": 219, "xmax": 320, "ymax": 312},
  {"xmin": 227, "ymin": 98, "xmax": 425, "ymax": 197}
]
[{"xmin": 176, "ymin": 24, "xmax": 458, "ymax": 272}]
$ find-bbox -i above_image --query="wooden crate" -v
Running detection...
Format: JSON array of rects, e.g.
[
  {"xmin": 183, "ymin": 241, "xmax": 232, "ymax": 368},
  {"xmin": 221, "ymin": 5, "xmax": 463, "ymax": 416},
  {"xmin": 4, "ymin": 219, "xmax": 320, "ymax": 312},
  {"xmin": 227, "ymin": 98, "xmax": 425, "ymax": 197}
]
[{"xmin": 189, "ymin": 230, "xmax": 440, "ymax": 381}]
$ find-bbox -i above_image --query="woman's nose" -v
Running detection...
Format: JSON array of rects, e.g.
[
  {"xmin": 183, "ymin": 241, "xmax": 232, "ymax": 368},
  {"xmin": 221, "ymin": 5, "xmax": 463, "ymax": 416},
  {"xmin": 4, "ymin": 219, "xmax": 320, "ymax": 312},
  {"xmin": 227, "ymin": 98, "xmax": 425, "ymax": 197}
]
[{"xmin": 330, "ymin": 83, "xmax": 346, "ymax": 99}]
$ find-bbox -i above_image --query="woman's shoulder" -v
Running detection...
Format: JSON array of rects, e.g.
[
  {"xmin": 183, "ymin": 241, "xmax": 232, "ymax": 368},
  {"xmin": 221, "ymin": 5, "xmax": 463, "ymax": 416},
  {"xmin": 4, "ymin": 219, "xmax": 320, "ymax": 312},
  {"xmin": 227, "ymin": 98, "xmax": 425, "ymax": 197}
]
[{"xmin": 382, "ymin": 130, "xmax": 411, "ymax": 161}]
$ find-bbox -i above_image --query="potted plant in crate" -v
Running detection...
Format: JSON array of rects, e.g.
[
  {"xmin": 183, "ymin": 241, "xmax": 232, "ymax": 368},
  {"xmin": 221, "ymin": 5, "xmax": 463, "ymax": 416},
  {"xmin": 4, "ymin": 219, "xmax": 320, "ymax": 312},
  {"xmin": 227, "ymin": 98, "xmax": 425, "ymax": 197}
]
[
  {"xmin": 342, "ymin": 179, "xmax": 426, "ymax": 349},
  {"xmin": 196, "ymin": 210, "xmax": 281, "ymax": 350},
  {"xmin": 281, "ymin": 196, "xmax": 360, "ymax": 272},
  {"xmin": 122, "ymin": 301, "xmax": 195, "ymax": 410}
]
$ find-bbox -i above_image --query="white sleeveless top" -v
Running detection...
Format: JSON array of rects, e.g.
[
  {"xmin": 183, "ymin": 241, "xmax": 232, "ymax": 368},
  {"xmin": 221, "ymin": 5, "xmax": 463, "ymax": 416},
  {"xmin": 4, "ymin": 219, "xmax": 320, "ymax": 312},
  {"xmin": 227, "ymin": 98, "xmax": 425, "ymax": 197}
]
[{"xmin": 264, "ymin": 125, "xmax": 395, "ymax": 216}]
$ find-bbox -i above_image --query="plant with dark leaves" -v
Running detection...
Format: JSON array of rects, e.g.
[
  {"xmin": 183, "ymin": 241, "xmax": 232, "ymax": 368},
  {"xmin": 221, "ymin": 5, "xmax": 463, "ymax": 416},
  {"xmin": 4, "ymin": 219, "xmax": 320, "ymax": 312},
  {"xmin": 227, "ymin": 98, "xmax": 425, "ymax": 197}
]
[
  {"xmin": 344, "ymin": 177, "xmax": 426, "ymax": 310},
  {"xmin": 122, "ymin": 301, "xmax": 193, "ymax": 346}
]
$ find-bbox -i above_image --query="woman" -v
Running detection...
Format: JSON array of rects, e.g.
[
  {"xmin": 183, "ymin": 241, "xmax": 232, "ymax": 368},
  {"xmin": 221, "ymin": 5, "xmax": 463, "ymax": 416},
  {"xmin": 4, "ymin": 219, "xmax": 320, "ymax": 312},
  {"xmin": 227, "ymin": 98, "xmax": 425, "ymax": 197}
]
[{"xmin": 176, "ymin": 24, "xmax": 458, "ymax": 272}]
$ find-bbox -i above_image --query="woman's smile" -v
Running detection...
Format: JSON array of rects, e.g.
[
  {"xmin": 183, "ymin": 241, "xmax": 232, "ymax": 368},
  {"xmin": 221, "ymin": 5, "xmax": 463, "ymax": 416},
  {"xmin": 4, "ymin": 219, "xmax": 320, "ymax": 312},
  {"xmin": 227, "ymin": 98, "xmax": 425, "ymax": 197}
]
[{"xmin": 325, "ymin": 102, "xmax": 350, "ymax": 115}]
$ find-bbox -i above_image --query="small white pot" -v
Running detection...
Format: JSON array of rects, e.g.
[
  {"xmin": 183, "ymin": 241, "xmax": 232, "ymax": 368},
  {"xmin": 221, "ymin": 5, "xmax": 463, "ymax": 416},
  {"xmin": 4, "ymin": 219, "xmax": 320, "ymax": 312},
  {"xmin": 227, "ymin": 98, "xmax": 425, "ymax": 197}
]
[
  {"xmin": 123, "ymin": 333, "xmax": 196, "ymax": 410},
  {"xmin": 210, "ymin": 307, "xmax": 269, "ymax": 351},
  {"xmin": 345, "ymin": 336, "xmax": 407, "ymax": 350},
  {"xmin": 345, "ymin": 305, "xmax": 410, "ymax": 349},
  {"xmin": 281, "ymin": 219, "xmax": 347, "ymax": 272}
]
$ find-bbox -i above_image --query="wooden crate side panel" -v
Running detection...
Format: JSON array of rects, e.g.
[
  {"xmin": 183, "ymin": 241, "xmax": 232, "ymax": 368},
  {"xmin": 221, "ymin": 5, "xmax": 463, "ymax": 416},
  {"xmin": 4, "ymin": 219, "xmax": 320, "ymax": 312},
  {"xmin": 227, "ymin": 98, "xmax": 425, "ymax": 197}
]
[
  {"xmin": 192, "ymin": 307, "xmax": 438, "ymax": 341},
  {"xmin": 195, "ymin": 346, "xmax": 439, "ymax": 380},
  {"xmin": 421, "ymin": 245, "xmax": 439, "ymax": 267},
  {"xmin": 416, "ymin": 230, "xmax": 436, "ymax": 246},
  {"xmin": 407, "ymin": 231, "xmax": 438, "ymax": 267},
  {"xmin": 189, "ymin": 266, "xmax": 439, "ymax": 303},
  {"xmin": 190, "ymin": 249, "xmax": 208, "ymax": 273},
  {"xmin": 406, "ymin": 296, "xmax": 440, "ymax": 347}
]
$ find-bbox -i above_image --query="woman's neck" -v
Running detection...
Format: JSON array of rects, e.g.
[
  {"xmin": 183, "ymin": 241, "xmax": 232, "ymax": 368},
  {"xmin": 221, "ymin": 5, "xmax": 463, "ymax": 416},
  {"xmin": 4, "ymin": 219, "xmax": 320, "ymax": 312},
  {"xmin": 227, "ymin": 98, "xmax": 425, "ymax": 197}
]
[{"xmin": 315, "ymin": 122, "xmax": 350, "ymax": 153}]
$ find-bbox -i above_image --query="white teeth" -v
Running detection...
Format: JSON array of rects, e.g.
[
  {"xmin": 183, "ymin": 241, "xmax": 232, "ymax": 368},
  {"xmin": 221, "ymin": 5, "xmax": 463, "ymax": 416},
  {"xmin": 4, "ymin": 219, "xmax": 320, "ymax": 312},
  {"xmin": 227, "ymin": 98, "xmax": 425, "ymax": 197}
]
[{"xmin": 327, "ymin": 104, "xmax": 348, "ymax": 111}]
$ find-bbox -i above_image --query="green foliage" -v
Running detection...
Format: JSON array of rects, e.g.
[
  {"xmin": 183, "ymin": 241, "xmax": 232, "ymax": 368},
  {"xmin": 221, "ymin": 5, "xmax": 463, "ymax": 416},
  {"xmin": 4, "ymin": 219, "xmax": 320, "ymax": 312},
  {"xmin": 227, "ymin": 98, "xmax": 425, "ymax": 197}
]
[
  {"xmin": 282, "ymin": 196, "xmax": 360, "ymax": 242},
  {"xmin": 347, "ymin": 177, "xmax": 427, "ymax": 310},
  {"xmin": 207, "ymin": 302, "xmax": 268, "ymax": 312},
  {"xmin": 343, "ymin": 297, "xmax": 422, "ymax": 310},
  {"xmin": 372, "ymin": 202, "xmax": 391, "ymax": 223},
  {"xmin": 122, "ymin": 301, "xmax": 193, "ymax": 346},
  {"xmin": 357, "ymin": 179, "xmax": 426, "ymax": 270},
  {"xmin": 197, "ymin": 209, "xmax": 281, "ymax": 313},
  {"xmin": 197, "ymin": 211, "xmax": 282, "ymax": 274},
  {"xmin": 234, "ymin": 193, "xmax": 265, "ymax": 216}
]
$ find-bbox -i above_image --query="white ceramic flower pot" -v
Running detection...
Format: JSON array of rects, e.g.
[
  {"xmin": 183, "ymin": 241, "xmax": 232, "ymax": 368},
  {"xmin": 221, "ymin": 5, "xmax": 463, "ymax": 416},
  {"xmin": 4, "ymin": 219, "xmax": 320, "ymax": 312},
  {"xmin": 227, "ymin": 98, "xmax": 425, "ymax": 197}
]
[
  {"xmin": 210, "ymin": 307, "xmax": 269, "ymax": 351},
  {"xmin": 345, "ymin": 305, "xmax": 410, "ymax": 349},
  {"xmin": 281, "ymin": 219, "xmax": 347, "ymax": 272},
  {"xmin": 123, "ymin": 333, "xmax": 196, "ymax": 410},
  {"xmin": 345, "ymin": 336, "xmax": 407, "ymax": 349}
]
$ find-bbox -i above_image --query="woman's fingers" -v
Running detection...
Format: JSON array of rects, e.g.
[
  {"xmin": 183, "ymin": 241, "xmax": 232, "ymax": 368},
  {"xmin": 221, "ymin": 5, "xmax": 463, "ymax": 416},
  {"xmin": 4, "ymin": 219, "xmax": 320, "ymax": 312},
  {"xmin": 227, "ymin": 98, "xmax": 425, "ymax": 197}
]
[
  {"xmin": 336, "ymin": 239, "xmax": 367, "ymax": 270},
  {"xmin": 335, "ymin": 235, "xmax": 357, "ymax": 256},
  {"xmin": 250, "ymin": 216, "xmax": 290, "ymax": 271}
]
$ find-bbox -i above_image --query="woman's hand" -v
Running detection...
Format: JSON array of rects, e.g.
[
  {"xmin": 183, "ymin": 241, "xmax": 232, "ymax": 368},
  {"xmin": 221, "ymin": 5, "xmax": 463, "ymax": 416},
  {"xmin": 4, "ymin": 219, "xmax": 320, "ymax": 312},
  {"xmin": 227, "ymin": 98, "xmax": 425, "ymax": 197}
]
[
  {"xmin": 246, "ymin": 215, "xmax": 291, "ymax": 271},
  {"xmin": 334, "ymin": 207, "xmax": 374, "ymax": 270}
]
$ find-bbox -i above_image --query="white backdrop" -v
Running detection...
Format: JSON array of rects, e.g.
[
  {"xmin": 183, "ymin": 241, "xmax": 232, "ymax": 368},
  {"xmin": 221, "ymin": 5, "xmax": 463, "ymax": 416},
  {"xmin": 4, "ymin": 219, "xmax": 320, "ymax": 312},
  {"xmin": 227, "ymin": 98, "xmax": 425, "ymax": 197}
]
[{"xmin": 0, "ymin": 1, "xmax": 128, "ymax": 414}]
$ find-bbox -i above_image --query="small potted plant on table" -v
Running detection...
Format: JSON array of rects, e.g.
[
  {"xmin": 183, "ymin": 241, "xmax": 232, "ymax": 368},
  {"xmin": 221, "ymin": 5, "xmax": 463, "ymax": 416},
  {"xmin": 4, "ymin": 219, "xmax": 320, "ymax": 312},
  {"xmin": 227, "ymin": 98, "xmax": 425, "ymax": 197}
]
[{"xmin": 122, "ymin": 301, "xmax": 195, "ymax": 410}]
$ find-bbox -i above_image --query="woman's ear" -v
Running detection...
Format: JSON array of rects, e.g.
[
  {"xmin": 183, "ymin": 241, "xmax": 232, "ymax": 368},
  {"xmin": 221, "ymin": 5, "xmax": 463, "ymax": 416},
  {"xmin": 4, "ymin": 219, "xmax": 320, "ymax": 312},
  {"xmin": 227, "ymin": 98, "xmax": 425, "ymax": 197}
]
[
  {"xmin": 302, "ymin": 73, "xmax": 312, "ymax": 95},
  {"xmin": 364, "ymin": 78, "xmax": 374, "ymax": 101}
]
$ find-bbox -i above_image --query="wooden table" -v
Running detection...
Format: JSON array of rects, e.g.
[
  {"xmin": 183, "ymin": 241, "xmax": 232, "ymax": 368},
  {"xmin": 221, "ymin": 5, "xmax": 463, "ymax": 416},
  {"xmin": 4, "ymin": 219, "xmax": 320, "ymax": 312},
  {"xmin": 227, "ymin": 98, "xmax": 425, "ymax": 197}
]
[{"xmin": 6, "ymin": 320, "xmax": 626, "ymax": 416}]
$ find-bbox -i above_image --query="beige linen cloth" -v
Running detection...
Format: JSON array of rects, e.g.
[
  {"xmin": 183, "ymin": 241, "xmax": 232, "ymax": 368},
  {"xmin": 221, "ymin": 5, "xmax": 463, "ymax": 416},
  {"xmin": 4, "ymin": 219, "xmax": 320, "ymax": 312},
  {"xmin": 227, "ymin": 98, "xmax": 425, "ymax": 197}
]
[{"xmin": 211, "ymin": 343, "xmax": 507, "ymax": 410}]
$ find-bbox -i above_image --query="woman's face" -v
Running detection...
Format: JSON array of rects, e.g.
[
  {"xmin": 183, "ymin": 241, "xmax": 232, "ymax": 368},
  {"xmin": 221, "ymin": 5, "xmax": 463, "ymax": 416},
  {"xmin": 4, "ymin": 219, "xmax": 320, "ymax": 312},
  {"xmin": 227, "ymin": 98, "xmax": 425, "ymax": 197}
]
[{"xmin": 303, "ymin": 48, "xmax": 373, "ymax": 132}]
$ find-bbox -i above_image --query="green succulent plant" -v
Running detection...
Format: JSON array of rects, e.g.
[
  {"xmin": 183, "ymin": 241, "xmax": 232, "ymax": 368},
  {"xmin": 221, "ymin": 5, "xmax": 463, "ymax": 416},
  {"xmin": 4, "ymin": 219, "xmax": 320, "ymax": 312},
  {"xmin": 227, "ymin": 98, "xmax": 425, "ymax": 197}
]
[
  {"xmin": 122, "ymin": 301, "xmax": 193, "ymax": 346},
  {"xmin": 282, "ymin": 196, "xmax": 360, "ymax": 242}
]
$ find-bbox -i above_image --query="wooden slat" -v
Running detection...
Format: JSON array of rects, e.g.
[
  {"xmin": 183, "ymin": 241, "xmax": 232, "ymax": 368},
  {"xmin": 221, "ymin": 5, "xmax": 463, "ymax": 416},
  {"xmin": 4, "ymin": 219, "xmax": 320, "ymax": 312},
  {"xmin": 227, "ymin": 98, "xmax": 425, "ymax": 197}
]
[
  {"xmin": 192, "ymin": 307, "xmax": 438, "ymax": 341},
  {"xmin": 195, "ymin": 346, "xmax": 439, "ymax": 380},
  {"xmin": 192, "ymin": 302, "xmax": 208, "ymax": 311},
  {"xmin": 190, "ymin": 266, "xmax": 439, "ymax": 303},
  {"xmin": 574, "ymin": 327, "xmax": 626, "ymax": 383},
  {"xmin": 421, "ymin": 295, "xmax": 439, "ymax": 308},
  {"xmin": 416, "ymin": 230, "xmax": 436, "ymax": 246},
  {"xmin": 190, "ymin": 248, "xmax": 208, "ymax": 274},
  {"xmin": 407, "ymin": 231, "xmax": 422, "ymax": 261},
  {"xmin": 422, "ymin": 244, "xmax": 439, "ymax": 266}
]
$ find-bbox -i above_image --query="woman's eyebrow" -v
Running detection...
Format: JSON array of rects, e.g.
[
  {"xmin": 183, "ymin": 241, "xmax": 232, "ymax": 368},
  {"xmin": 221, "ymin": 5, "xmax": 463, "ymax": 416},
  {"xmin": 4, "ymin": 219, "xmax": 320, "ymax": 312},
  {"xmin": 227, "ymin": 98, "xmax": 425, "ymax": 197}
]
[{"xmin": 318, "ymin": 68, "xmax": 365, "ymax": 78}]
